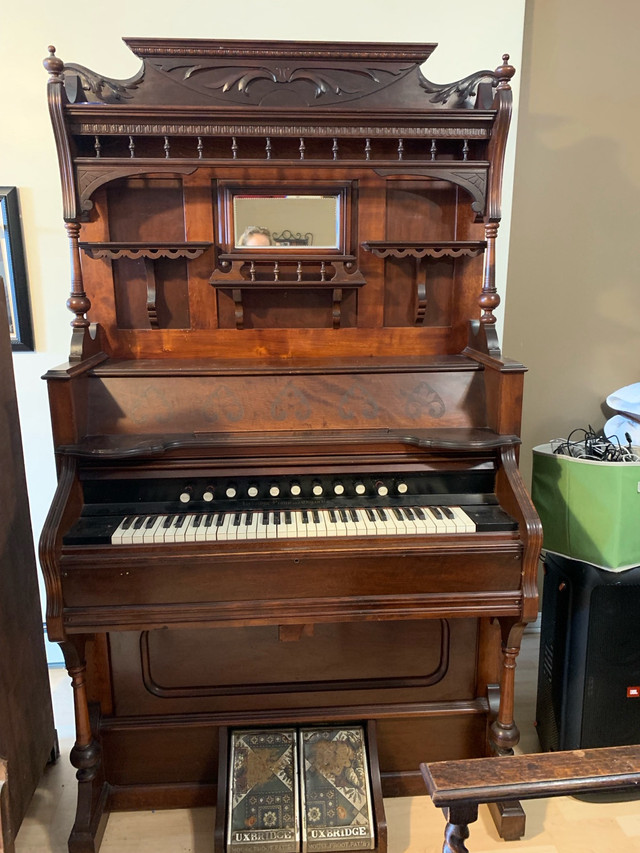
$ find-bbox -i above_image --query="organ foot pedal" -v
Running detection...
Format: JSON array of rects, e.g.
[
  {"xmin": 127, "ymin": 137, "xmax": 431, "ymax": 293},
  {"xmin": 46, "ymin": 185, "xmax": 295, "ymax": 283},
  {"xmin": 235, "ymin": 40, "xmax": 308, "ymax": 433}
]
[{"xmin": 215, "ymin": 724, "xmax": 386, "ymax": 853}]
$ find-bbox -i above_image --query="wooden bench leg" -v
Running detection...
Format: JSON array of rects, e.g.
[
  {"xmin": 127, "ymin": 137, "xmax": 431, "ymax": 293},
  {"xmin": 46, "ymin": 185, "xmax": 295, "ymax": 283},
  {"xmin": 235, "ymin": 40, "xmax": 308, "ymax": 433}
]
[{"xmin": 443, "ymin": 803, "xmax": 478, "ymax": 853}]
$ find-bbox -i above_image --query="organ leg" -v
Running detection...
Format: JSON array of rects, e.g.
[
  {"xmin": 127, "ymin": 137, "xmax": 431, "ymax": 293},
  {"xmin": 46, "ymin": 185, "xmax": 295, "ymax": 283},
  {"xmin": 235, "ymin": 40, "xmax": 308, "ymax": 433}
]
[
  {"xmin": 61, "ymin": 639, "xmax": 109, "ymax": 853},
  {"xmin": 487, "ymin": 618, "xmax": 526, "ymax": 840},
  {"xmin": 490, "ymin": 618, "xmax": 525, "ymax": 755}
]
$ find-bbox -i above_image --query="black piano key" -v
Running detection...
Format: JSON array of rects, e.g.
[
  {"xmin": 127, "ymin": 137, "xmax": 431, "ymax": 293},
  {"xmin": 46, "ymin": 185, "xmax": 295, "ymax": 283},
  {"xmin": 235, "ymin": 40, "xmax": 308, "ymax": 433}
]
[
  {"xmin": 339, "ymin": 508, "xmax": 348, "ymax": 523},
  {"xmin": 365, "ymin": 508, "xmax": 376, "ymax": 521},
  {"xmin": 392, "ymin": 508, "xmax": 403, "ymax": 520},
  {"xmin": 163, "ymin": 515, "xmax": 174, "ymax": 528},
  {"xmin": 233, "ymin": 513, "xmax": 242, "ymax": 527},
  {"xmin": 193, "ymin": 514, "xmax": 202, "ymax": 528},
  {"xmin": 122, "ymin": 516, "xmax": 132, "ymax": 529},
  {"xmin": 349, "ymin": 508, "xmax": 359, "ymax": 522},
  {"xmin": 284, "ymin": 510, "xmax": 292, "ymax": 525},
  {"xmin": 431, "ymin": 507, "xmax": 443, "ymax": 519},
  {"xmin": 442, "ymin": 506, "xmax": 455, "ymax": 519},
  {"xmin": 414, "ymin": 507, "xmax": 426, "ymax": 519},
  {"xmin": 145, "ymin": 516, "xmax": 156, "ymax": 528},
  {"xmin": 133, "ymin": 516, "xmax": 145, "ymax": 529},
  {"xmin": 312, "ymin": 510, "xmax": 320, "ymax": 524},
  {"xmin": 204, "ymin": 513, "xmax": 214, "ymax": 527},
  {"xmin": 377, "ymin": 508, "xmax": 388, "ymax": 521},
  {"xmin": 216, "ymin": 513, "xmax": 226, "ymax": 527},
  {"xmin": 175, "ymin": 515, "xmax": 186, "ymax": 528},
  {"xmin": 244, "ymin": 512, "xmax": 252, "ymax": 525},
  {"xmin": 273, "ymin": 511, "xmax": 280, "ymax": 525},
  {"xmin": 302, "ymin": 509, "xmax": 309, "ymax": 523},
  {"xmin": 403, "ymin": 508, "xmax": 415, "ymax": 520},
  {"xmin": 262, "ymin": 511, "xmax": 269, "ymax": 525},
  {"xmin": 329, "ymin": 509, "xmax": 337, "ymax": 523}
]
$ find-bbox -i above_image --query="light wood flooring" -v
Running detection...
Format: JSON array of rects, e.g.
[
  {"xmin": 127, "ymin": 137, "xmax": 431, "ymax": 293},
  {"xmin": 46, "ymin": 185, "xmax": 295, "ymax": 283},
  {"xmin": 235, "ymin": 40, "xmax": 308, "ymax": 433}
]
[{"xmin": 15, "ymin": 628, "xmax": 640, "ymax": 852}]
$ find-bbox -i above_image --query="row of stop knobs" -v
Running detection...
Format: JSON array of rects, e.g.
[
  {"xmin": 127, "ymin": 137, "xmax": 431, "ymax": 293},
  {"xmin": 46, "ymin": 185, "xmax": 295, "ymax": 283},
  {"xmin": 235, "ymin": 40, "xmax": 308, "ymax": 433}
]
[{"xmin": 179, "ymin": 480, "xmax": 410, "ymax": 503}]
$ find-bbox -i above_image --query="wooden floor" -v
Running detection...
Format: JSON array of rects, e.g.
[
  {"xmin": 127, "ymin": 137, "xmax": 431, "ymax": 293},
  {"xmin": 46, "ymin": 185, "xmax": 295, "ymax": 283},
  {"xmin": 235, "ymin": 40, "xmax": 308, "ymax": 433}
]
[{"xmin": 15, "ymin": 628, "xmax": 640, "ymax": 852}]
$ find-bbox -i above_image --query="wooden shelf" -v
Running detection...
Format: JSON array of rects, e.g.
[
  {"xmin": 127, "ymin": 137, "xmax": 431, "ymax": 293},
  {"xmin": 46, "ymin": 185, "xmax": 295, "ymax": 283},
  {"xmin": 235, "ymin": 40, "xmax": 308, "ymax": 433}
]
[
  {"xmin": 361, "ymin": 241, "xmax": 486, "ymax": 258},
  {"xmin": 211, "ymin": 255, "xmax": 366, "ymax": 329},
  {"xmin": 362, "ymin": 241, "xmax": 486, "ymax": 325},
  {"xmin": 79, "ymin": 241, "xmax": 212, "ymax": 260}
]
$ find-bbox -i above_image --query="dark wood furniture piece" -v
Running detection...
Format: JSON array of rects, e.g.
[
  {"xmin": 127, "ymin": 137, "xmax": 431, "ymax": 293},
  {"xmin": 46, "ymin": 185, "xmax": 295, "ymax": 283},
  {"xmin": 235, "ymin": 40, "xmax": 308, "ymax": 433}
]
[
  {"xmin": 421, "ymin": 745, "xmax": 640, "ymax": 852},
  {"xmin": 40, "ymin": 37, "xmax": 541, "ymax": 853},
  {"xmin": 0, "ymin": 290, "xmax": 58, "ymax": 853}
]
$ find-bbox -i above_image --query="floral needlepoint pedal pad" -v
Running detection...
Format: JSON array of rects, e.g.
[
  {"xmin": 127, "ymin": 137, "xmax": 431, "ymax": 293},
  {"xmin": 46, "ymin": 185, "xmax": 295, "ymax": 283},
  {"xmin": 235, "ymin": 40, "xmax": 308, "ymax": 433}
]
[
  {"xmin": 228, "ymin": 729, "xmax": 300, "ymax": 853},
  {"xmin": 299, "ymin": 727, "xmax": 375, "ymax": 853}
]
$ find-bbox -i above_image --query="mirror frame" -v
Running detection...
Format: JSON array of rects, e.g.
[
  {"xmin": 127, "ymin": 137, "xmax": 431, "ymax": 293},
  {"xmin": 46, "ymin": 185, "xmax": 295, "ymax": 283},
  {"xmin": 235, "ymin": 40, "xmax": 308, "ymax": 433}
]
[
  {"xmin": 1, "ymin": 187, "xmax": 33, "ymax": 351},
  {"xmin": 218, "ymin": 181, "xmax": 352, "ymax": 254}
]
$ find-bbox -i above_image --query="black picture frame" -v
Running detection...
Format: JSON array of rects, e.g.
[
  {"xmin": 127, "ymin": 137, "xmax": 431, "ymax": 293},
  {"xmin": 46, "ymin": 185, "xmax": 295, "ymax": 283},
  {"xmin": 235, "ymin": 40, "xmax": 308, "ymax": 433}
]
[{"xmin": 1, "ymin": 186, "xmax": 33, "ymax": 351}]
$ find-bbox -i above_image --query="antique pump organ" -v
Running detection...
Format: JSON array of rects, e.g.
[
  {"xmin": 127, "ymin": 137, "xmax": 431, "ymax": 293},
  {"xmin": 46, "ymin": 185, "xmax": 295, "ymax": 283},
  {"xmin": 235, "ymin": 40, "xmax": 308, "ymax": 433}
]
[{"xmin": 40, "ymin": 37, "xmax": 541, "ymax": 853}]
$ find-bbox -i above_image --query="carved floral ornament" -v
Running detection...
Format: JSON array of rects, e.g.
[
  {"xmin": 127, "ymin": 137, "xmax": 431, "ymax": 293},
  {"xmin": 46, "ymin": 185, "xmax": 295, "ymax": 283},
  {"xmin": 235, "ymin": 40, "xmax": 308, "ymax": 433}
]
[{"xmin": 44, "ymin": 45, "xmax": 513, "ymax": 108}]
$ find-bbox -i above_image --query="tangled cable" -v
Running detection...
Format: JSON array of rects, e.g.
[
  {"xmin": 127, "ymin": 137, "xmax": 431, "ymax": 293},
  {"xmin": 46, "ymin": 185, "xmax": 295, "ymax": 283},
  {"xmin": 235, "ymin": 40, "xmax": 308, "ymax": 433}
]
[{"xmin": 550, "ymin": 426, "xmax": 640, "ymax": 463}]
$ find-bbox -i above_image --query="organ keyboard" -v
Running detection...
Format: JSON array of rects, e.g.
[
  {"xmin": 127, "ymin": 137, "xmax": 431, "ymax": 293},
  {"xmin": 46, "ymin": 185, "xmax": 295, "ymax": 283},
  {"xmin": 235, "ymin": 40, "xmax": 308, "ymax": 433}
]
[
  {"xmin": 107, "ymin": 504, "xmax": 480, "ymax": 544},
  {"xmin": 64, "ymin": 470, "xmax": 517, "ymax": 545},
  {"xmin": 40, "ymin": 37, "xmax": 541, "ymax": 853}
]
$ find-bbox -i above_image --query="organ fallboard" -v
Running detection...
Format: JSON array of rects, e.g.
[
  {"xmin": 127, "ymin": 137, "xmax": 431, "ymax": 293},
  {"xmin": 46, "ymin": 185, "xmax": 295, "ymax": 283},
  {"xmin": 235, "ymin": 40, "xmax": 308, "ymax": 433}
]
[{"xmin": 40, "ymin": 37, "xmax": 542, "ymax": 853}]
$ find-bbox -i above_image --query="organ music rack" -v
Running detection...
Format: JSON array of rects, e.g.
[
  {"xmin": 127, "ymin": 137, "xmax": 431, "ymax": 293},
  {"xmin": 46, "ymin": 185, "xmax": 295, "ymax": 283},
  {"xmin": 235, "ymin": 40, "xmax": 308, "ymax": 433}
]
[{"xmin": 40, "ymin": 37, "xmax": 542, "ymax": 853}]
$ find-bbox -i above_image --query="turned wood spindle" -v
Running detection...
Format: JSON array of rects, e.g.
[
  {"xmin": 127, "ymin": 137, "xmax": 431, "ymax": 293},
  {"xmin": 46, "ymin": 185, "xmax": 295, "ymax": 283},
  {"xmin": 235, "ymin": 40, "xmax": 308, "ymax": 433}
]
[
  {"xmin": 65, "ymin": 222, "xmax": 91, "ymax": 329},
  {"xmin": 479, "ymin": 221, "xmax": 500, "ymax": 324}
]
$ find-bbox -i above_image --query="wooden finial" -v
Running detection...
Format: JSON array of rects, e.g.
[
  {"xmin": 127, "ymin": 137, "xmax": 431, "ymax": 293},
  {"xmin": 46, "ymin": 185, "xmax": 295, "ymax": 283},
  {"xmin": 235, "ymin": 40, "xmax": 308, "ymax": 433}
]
[
  {"xmin": 495, "ymin": 53, "xmax": 516, "ymax": 88},
  {"xmin": 43, "ymin": 45, "xmax": 64, "ymax": 79}
]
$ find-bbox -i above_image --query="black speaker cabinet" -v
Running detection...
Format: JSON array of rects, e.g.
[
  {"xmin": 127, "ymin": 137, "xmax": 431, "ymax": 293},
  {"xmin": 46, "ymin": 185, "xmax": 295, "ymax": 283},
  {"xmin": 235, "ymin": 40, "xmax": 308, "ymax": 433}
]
[{"xmin": 536, "ymin": 553, "xmax": 640, "ymax": 752}]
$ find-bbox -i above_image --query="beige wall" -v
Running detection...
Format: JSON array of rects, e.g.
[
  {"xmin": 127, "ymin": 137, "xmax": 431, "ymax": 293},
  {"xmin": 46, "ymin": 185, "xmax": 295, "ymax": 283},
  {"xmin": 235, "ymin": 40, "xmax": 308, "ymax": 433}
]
[{"xmin": 504, "ymin": 0, "xmax": 640, "ymax": 485}]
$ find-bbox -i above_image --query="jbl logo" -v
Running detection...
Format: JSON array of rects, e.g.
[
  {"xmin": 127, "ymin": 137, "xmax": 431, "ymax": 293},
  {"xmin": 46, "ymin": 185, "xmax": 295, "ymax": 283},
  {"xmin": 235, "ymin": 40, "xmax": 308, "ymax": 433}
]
[{"xmin": 627, "ymin": 687, "xmax": 640, "ymax": 698}]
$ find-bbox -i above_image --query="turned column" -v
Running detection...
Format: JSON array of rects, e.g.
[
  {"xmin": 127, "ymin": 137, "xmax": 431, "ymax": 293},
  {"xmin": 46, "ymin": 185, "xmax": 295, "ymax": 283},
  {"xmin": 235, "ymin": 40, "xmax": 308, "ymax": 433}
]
[{"xmin": 490, "ymin": 619, "xmax": 525, "ymax": 755}]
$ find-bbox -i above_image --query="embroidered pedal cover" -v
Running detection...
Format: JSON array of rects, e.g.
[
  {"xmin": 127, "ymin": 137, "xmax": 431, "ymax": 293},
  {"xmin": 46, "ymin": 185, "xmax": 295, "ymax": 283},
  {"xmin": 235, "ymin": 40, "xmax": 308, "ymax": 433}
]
[
  {"xmin": 299, "ymin": 727, "xmax": 375, "ymax": 852},
  {"xmin": 227, "ymin": 728, "xmax": 299, "ymax": 853}
]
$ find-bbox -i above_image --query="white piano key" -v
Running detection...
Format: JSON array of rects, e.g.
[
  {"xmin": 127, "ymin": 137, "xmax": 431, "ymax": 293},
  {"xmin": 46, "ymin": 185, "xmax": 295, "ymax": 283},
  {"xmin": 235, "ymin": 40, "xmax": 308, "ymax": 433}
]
[
  {"xmin": 215, "ymin": 513, "xmax": 235, "ymax": 542},
  {"xmin": 350, "ymin": 508, "xmax": 368, "ymax": 536},
  {"xmin": 172, "ymin": 514, "xmax": 195, "ymax": 543},
  {"xmin": 389, "ymin": 507, "xmax": 410, "ymax": 534},
  {"xmin": 264, "ymin": 511, "xmax": 279, "ymax": 540},
  {"xmin": 312, "ymin": 509, "xmax": 327, "ymax": 537},
  {"xmin": 184, "ymin": 512, "xmax": 202, "ymax": 542},
  {"xmin": 299, "ymin": 509, "xmax": 316, "ymax": 537},
  {"xmin": 413, "ymin": 507, "xmax": 437, "ymax": 534},
  {"xmin": 278, "ymin": 510, "xmax": 297, "ymax": 539},
  {"xmin": 198, "ymin": 513, "xmax": 216, "ymax": 541},
  {"xmin": 142, "ymin": 515, "xmax": 164, "ymax": 544},
  {"xmin": 375, "ymin": 507, "xmax": 396, "ymax": 536},
  {"xmin": 121, "ymin": 515, "xmax": 145, "ymax": 543},
  {"xmin": 450, "ymin": 506, "xmax": 476, "ymax": 533},
  {"xmin": 226, "ymin": 512, "xmax": 245, "ymax": 542},
  {"xmin": 162, "ymin": 514, "xmax": 180, "ymax": 543},
  {"xmin": 111, "ymin": 516, "xmax": 131, "ymax": 545},
  {"xmin": 128, "ymin": 516, "xmax": 150, "ymax": 544},
  {"xmin": 424, "ymin": 507, "xmax": 449, "ymax": 533},
  {"xmin": 362, "ymin": 507, "xmax": 381, "ymax": 536},
  {"xmin": 324, "ymin": 508, "xmax": 346, "ymax": 536},
  {"xmin": 399, "ymin": 507, "xmax": 420, "ymax": 534}
]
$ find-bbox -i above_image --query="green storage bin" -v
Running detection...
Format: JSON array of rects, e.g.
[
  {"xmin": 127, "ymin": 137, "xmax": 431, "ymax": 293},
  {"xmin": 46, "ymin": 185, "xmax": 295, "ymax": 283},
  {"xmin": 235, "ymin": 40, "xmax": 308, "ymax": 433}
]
[{"xmin": 531, "ymin": 443, "xmax": 640, "ymax": 571}]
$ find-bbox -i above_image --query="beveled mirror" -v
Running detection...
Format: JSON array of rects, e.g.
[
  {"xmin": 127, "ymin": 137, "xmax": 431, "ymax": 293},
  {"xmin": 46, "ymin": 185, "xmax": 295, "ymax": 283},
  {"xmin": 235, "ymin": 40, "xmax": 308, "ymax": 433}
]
[{"xmin": 232, "ymin": 193, "xmax": 341, "ymax": 249}]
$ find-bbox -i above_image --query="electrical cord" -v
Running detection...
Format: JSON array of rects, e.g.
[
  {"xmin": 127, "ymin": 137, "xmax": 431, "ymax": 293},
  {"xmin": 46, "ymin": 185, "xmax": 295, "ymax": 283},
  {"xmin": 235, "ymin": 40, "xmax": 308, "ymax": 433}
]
[{"xmin": 550, "ymin": 426, "xmax": 640, "ymax": 463}]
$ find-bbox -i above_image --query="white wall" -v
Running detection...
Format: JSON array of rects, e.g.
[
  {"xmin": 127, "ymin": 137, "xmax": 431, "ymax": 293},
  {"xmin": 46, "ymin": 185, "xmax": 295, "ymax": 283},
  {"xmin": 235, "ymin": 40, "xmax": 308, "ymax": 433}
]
[
  {"xmin": 1, "ymin": 2, "xmax": 525, "ymax": 662},
  {"xmin": 504, "ymin": 0, "xmax": 640, "ymax": 486}
]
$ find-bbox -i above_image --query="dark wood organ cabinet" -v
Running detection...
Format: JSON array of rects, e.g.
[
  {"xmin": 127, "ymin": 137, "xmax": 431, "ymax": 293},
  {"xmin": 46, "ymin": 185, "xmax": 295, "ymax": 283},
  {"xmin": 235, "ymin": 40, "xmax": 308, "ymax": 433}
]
[{"xmin": 40, "ymin": 37, "xmax": 541, "ymax": 853}]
